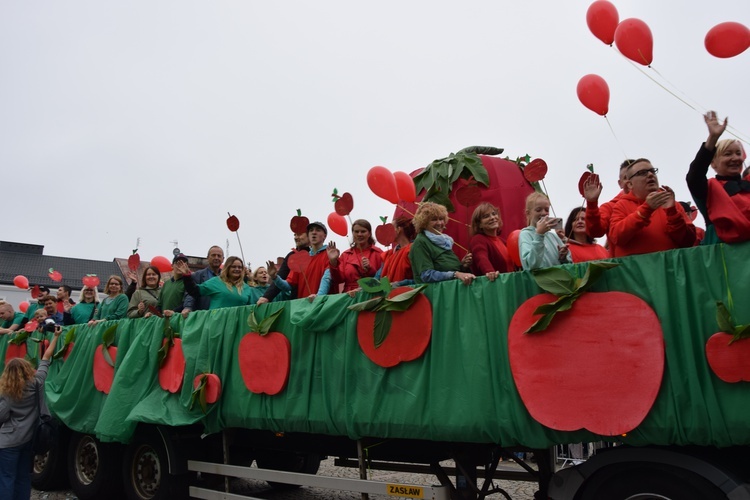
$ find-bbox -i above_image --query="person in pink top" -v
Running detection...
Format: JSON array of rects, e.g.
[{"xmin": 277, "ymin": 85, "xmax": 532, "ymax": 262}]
[
  {"xmin": 563, "ymin": 207, "xmax": 609, "ymax": 263},
  {"xmin": 469, "ymin": 202, "xmax": 513, "ymax": 281},
  {"xmin": 330, "ymin": 219, "xmax": 384, "ymax": 293}
]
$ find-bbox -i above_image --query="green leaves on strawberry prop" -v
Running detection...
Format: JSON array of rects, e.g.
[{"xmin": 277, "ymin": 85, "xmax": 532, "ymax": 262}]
[
  {"xmin": 190, "ymin": 373, "xmax": 222, "ymax": 414},
  {"xmin": 348, "ymin": 278, "xmax": 432, "ymax": 368},
  {"xmin": 705, "ymin": 302, "xmax": 750, "ymax": 383},
  {"xmin": 157, "ymin": 316, "xmax": 185, "ymax": 393},
  {"xmin": 507, "ymin": 262, "xmax": 665, "ymax": 436},
  {"xmin": 93, "ymin": 325, "xmax": 118, "ymax": 394},
  {"xmin": 412, "ymin": 146, "xmax": 499, "ymax": 211},
  {"xmin": 238, "ymin": 308, "xmax": 290, "ymax": 395},
  {"xmin": 53, "ymin": 327, "xmax": 77, "ymax": 361}
]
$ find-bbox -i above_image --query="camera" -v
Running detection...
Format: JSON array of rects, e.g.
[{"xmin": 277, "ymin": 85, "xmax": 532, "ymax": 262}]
[{"xmin": 42, "ymin": 318, "xmax": 57, "ymax": 333}]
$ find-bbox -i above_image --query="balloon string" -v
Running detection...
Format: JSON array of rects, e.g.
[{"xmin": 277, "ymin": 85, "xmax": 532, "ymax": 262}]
[
  {"xmin": 398, "ymin": 202, "xmax": 470, "ymax": 229},
  {"xmin": 604, "ymin": 116, "xmax": 629, "ymax": 160},
  {"xmin": 540, "ymin": 179, "xmax": 557, "ymax": 218},
  {"xmin": 649, "ymin": 66, "xmax": 707, "ymax": 114}
]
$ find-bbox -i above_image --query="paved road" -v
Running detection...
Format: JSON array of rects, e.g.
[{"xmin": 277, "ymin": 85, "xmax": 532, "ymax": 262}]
[{"xmin": 32, "ymin": 457, "xmax": 538, "ymax": 499}]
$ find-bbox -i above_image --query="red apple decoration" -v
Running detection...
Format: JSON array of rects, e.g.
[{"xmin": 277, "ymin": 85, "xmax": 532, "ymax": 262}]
[
  {"xmin": 48, "ymin": 268, "xmax": 63, "ymax": 282},
  {"xmin": 5, "ymin": 332, "xmax": 29, "ymax": 364},
  {"xmin": 238, "ymin": 309, "xmax": 291, "ymax": 395},
  {"xmin": 375, "ymin": 216, "xmax": 397, "ymax": 246},
  {"xmin": 191, "ymin": 373, "xmax": 221, "ymax": 413},
  {"xmin": 226, "ymin": 213, "xmax": 240, "ymax": 232},
  {"xmin": 333, "ymin": 190, "xmax": 354, "ymax": 216},
  {"xmin": 24, "ymin": 321, "xmax": 39, "ymax": 333},
  {"xmin": 705, "ymin": 301, "xmax": 750, "ymax": 383},
  {"xmin": 523, "ymin": 158, "xmax": 548, "ymax": 182},
  {"xmin": 82, "ymin": 275, "xmax": 100, "ymax": 288},
  {"xmin": 289, "ymin": 209, "xmax": 309, "ymax": 234},
  {"xmin": 128, "ymin": 250, "xmax": 141, "ymax": 272},
  {"xmin": 287, "ymin": 251, "xmax": 312, "ymax": 273},
  {"xmin": 158, "ymin": 338, "xmax": 185, "ymax": 393},
  {"xmin": 507, "ymin": 263, "xmax": 664, "ymax": 436},
  {"xmin": 356, "ymin": 286, "xmax": 432, "ymax": 368},
  {"xmin": 93, "ymin": 325, "xmax": 118, "ymax": 395}
]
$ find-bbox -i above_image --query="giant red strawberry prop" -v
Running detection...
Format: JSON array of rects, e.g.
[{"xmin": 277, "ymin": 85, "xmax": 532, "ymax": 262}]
[
  {"xmin": 349, "ymin": 278, "xmax": 431, "ymax": 368},
  {"xmin": 157, "ymin": 316, "xmax": 185, "ymax": 393},
  {"xmin": 93, "ymin": 325, "xmax": 118, "ymax": 394},
  {"xmin": 705, "ymin": 301, "xmax": 750, "ymax": 383},
  {"xmin": 508, "ymin": 262, "xmax": 665, "ymax": 436},
  {"xmin": 238, "ymin": 308, "xmax": 290, "ymax": 395}
]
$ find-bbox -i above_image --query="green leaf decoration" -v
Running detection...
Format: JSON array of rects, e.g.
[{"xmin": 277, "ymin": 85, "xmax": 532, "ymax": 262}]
[
  {"xmin": 373, "ymin": 310, "xmax": 393, "ymax": 348},
  {"xmin": 358, "ymin": 277, "xmax": 385, "ymax": 294},
  {"xmin": 189, "ymin": 375, "xmax": 207, "ymax": 411},
  {"xmin": 53, "ymin": 327, "xmax": 76, "ymax": 359},
  {"xmin": 64, "ymin": 327, "xmax": 77, "ymax": 345},
  {"xmin": 716, "ymin": 301, "xmax": 735, "ymax": 335},
  {"xmin": 102, "ymin": 325, "xmax": 117, "ymax": 348},
  {"xmin": 731, "ymin": 324, "xmax": 750, "ymax": 344},
  {"xmin": 587, "ymin": 163, "xmax": 595, "ymax": 173},
  {"xmin": 348, "ymin": 296, "xmax": 385, "ymax": 312},
  {"xmin": 102, "ymin": 345, "xmax": 115, "ymax": 368},
  {"xmin": 525, "ymin": 262, "xmax": 617, "ymax": 334},
  {"xmin": 257, "ymin": 308, "xmax": 284, "ymax": 335},
  {"xmin": 384, "ymin": 285, "xmax": 427, "ymax": 304},
  {"xmin": 10, "ymin": 331, "xmax": 29, "ymax": 345},
  {"xmin": 411, "ymin": 147, "xmax": 497, "ymax": 210},
  {"xmin": 532, "ymin": 268, "xmax": 579, "ymax": 295}
]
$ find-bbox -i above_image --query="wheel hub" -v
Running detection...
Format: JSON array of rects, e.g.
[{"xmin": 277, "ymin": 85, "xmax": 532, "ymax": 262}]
[{"xmin": 74, "ymin": 436, "xmax": 100, "ymax": 485}]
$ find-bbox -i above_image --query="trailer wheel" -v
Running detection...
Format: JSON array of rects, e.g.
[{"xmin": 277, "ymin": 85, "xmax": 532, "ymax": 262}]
[
  {"xmin": 578, "ymin": 463, "xmax": 726, "ymax": 500},
  {"xmin": 67, "ymin": 432, "xmax": 123, "ymax": 500},
  {"xmin": 122, "ymin": 431, "xmax": 187, "ymax": 500},
  {"xmin": 31, "ymin": 426, "xmax": 69, "ymax": 491},
  {"xmin": 256, "ymin": 452, "xmax": 321, "ymax": 490}
]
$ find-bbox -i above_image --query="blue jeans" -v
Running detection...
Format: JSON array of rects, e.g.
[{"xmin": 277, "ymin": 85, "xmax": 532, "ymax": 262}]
[{"xmin": 0, "ymin": 440, "xmax": 33, "ymax": 500}]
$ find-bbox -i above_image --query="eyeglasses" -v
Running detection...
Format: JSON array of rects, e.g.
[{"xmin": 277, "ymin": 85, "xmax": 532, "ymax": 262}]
[{"xmin": 629, "ymin": 167, "xmax": 658, "ymax": 180}]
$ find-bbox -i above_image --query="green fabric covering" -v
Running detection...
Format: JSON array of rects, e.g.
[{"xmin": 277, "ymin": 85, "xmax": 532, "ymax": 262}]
[{"xmin": 3, "ymin": 243, "xmax": 748, "ymax": 449}]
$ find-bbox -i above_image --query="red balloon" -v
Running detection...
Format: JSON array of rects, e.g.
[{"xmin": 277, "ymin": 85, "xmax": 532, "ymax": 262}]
[
  {"xmin": 615, "ymin": 18, "xmax": 654, "ymax": 66},
  {"xmin": 705, "ymin": 22, "xmax": 750, "ymax": 58},
  {"xmin": 577, "ymin": 74, "xmax": 610, "ymax": 116},
  {"xmin": 327, "ymin": 212, "xmax": 348, "ymax": 237},
  {"xmin": 393, "ymin": 171, "xmax": 416, "ymax": 203},
  {"xmin": 506, "ymin": 230, "xmax": 522, "ymax": 269},
  {"xmin": 150, "ymin": 256, "xmax": 173, "ymax": 273},
  {"xmin": 367, "ymin": 166, "xmax": 399, "ymax": 204},
  {"xmin": 586, "ymin": 1, "xmax": 619, "ymax": 45},
  {"xmin": 13, "ymin": 275, "xmax": 29, "ymax": 290},
  {"xmin": 19, "ymin": 301, "xmax": 29, "ymax": 313}
]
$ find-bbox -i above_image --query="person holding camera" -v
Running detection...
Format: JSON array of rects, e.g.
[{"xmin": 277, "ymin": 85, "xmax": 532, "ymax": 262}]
[
  {"xmin": 0, "ymin": 325, "xmax": 62, "ymax": 499},
  {"xmin": 519, "ymin": 192, "xmax": 572, "ymax": 270}
]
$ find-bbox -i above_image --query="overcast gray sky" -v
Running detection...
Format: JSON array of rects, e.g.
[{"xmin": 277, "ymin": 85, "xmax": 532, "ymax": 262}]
[{"xmin": 2, "ymin": 1, "xmax": 748, "ymax": 270}]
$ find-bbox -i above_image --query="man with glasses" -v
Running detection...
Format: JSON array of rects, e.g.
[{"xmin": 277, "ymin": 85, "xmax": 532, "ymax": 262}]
[{"xmin": 608, "ymin": 159, "xmax": 697, "ymax": 257}]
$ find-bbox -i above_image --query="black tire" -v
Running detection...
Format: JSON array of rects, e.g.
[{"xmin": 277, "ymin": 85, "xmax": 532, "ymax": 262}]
[
  {"xmin": 67, "ymin": 432, "xmax": 124, "ymax": 500},
  {"xmin": 32, "ymin": 426, "xmax": 69, "ymax": 490},
  {"xmin": 256, "ymin": 452, "xmax": 321, "ymax": 490},
  {"xmin": 578, "ymin": 463, "xmax": 727, "ymax": 500},
  {"xmin": 122, "ymin": 430, "xmax": 187, "ymax": 500}
]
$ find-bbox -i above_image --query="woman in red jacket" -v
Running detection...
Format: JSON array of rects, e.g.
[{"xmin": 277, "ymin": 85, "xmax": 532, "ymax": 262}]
[
  {"xmin": 469, "ymin": 203, "xmax": 513, "ymax": 281},
  {"xmin": 331, "ymin": 219, "xmax": 384, "ymax": 293},
  {"xmin": 379, "ymin": 216, "xmax": 416, "ymax": 285},
  {"xmin": 564, "ymin": 207, "xmax": 609, "ymax": 263}
]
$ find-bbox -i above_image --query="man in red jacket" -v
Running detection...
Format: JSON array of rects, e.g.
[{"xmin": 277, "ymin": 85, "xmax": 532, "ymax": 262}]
[{"xmin": 608, "ymin": 159, "xmax": 697, "ymax": 257}]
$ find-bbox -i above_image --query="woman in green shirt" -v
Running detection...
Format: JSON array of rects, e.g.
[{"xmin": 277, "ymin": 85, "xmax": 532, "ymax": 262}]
[
  {"xmin": 89, "ymin": 275, "xmax": 128, "ymax": 325},
  {"xmin": 127, "ymin": 266, "xmax": 161, "ymax": 318},
  {"xmin": 67, "ymin": 286, "xmax": 99, "ymax": 324},
  {"xmin": 181, "ymin": 257, "xmax": 254, "ymax": 310}
]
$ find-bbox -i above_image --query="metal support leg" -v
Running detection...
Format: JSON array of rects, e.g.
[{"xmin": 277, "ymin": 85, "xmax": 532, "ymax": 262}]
[{"xmin": 357, "ymin": 439, "xmax": 369, "ymax": 500}]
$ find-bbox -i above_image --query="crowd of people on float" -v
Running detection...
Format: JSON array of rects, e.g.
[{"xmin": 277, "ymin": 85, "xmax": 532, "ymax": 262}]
[{"xmin": 0, "ymin": 111, "xmax": 748, "ymax": 332}]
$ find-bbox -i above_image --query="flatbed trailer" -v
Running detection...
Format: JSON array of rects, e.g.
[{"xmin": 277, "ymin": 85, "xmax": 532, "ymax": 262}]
[{"xmin": 4, "ymin": 241, "xmax": 750, "ymax": 499}]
